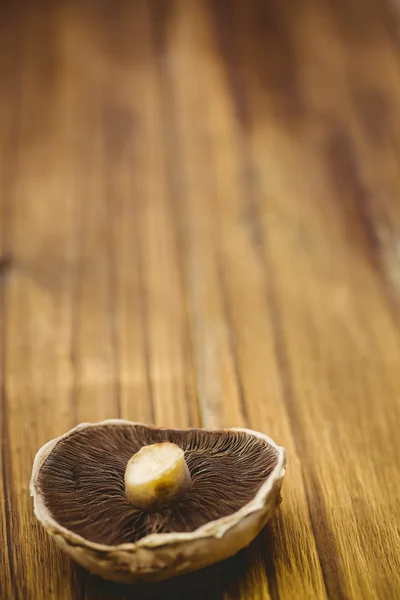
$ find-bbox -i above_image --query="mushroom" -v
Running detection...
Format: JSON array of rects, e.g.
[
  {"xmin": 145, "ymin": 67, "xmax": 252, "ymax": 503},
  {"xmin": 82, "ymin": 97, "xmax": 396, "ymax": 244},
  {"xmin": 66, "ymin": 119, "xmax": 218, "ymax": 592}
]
[{"xmin": 30, "ymin": 420, "xmax": 287, "ymax": 584}]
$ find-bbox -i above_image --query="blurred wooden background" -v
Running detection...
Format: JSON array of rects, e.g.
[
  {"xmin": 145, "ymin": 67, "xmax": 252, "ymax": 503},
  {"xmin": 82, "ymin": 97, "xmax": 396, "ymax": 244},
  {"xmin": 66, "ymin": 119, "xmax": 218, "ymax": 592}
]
[{"xmin": 1, "ymin": 0, "xmax": 400, "ymax": 598}]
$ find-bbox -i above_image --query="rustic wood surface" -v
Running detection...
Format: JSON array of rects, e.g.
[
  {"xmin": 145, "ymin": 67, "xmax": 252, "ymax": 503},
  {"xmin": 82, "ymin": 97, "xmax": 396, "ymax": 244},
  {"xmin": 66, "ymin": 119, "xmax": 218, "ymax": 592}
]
[{"xmin": 1, "ymin": 0, "xmax": 400, "ymax": 598}]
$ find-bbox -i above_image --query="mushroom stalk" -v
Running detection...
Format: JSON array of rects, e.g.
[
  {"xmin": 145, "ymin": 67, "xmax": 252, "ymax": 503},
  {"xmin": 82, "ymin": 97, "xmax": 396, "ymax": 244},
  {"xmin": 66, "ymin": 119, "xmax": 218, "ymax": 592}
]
[{"xmin": 124, "ymin": 443, "xmax": 192, "ymax": 512}]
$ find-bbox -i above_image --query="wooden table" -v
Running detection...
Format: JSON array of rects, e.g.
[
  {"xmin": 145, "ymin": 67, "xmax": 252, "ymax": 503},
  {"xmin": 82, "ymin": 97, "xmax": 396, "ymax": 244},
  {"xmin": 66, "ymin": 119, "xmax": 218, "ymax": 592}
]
[{"xmin": 1, "ymin": 0, "xmax": 400, "ymax": 598}]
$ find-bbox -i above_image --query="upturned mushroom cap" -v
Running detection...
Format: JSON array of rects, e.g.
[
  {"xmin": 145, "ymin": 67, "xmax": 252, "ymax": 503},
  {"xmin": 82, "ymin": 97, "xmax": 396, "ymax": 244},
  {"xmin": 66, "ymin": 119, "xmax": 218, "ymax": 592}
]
[{"xmin": 30, "ymin": 420, "xmax": 287, "ymax": 584}]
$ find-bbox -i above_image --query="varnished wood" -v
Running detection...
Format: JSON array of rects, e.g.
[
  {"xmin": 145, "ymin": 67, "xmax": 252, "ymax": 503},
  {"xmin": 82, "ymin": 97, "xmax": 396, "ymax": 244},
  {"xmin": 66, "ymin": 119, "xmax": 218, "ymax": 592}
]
[{"xmin": 1, "ymin": 0, "xmax": 400, "ymax": 598}]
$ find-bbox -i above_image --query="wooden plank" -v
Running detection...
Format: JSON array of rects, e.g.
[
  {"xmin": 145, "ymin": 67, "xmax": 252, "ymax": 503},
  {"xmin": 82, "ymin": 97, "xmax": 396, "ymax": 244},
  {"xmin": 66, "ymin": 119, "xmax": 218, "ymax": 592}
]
[
  {"xmin": 0, "ymin": 11, "xmax": 19, "ymax": 600},
  {"xmin": 1, "ymin": 5, "xmax": 84, "ymax": 599},
  {"xmin": 232, "ymin": 1, "xmax": 400, "ymax": 597},
  {"xmin": 160, "ymin": 2, "xmax": 326, "ymax": 598}
]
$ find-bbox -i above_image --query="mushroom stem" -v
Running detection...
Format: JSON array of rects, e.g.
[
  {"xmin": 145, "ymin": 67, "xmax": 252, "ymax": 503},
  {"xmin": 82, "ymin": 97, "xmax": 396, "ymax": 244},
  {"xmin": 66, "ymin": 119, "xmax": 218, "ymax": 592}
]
[{"xmin": 124, "ymin": 443, "xmax": 192, "ymax": 512}]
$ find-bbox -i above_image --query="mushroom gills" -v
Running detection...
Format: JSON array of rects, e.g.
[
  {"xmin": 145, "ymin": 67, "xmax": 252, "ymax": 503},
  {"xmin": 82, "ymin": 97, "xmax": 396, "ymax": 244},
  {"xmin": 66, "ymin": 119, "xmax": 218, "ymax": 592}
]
[{"xmin": 33, "ymin": 422, "xmax": 285, "ymax": 548}]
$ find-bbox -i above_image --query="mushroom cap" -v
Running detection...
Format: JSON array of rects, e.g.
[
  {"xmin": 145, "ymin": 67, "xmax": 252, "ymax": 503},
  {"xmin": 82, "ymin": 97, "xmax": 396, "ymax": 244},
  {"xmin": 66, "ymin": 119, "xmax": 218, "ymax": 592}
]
[{"xmin": 30, "ymin": 420, "xmax": 287, "ymax": 584}]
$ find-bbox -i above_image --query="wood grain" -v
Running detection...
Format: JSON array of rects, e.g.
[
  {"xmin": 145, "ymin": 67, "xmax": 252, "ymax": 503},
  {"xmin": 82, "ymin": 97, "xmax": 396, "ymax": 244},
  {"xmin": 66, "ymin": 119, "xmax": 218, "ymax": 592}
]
[{"xmin": 1, "ymin": 0, "xmax": 400, "ymax": 598}]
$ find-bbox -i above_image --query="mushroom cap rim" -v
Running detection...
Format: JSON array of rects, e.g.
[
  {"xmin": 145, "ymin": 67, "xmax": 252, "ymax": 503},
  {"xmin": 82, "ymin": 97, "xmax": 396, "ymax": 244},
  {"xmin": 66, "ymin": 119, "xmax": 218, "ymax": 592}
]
[{"xmin": 30, "ymin": 419, "xmax": 287, "ymax": 552}]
